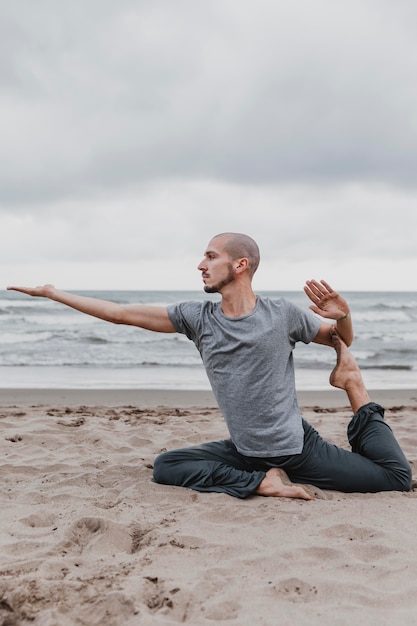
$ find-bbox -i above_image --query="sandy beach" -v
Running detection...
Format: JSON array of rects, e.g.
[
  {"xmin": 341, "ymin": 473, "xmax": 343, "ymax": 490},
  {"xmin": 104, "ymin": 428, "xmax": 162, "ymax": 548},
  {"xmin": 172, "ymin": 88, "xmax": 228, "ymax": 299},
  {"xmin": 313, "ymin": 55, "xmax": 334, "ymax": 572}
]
[{"xmin": 1, "ymin": 387, "xmax": 417, "ymax": 625}]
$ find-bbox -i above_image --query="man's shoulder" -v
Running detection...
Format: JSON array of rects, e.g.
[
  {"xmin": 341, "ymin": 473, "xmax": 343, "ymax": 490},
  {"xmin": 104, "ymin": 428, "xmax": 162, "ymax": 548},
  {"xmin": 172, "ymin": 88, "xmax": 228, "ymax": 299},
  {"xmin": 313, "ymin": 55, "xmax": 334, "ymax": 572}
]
[
  {"xmin": 168, "ymin": 299, "xmax": 219, "ymax": 316},
  {"xmin": 256, "ymin": 295, "xmax": 313, "ymax": 320},
  {"xmin": 256, "ymin": 295, "xmax": 288, "ymax": 309}
]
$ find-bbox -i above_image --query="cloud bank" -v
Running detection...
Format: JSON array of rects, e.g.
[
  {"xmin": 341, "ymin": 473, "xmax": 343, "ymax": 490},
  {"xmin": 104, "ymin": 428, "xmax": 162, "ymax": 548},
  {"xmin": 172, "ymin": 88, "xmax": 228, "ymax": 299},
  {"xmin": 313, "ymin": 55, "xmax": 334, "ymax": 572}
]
[{"xmin": 1, "ymin": 1, "xmax": 416, "ymax": 290}]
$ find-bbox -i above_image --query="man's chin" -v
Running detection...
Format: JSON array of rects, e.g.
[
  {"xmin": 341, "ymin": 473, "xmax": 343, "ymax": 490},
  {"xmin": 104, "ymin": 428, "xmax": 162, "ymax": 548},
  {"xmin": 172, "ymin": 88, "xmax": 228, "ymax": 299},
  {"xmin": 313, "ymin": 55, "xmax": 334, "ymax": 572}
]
[{"xmin": 203, "ymin": 285, "xmax": 218, "ymax": 294}]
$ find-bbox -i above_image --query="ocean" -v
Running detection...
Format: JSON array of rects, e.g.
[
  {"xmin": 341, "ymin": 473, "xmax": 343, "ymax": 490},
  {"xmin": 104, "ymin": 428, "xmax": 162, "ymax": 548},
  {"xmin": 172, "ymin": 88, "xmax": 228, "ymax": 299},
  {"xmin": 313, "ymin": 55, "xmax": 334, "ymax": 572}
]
[{"xmin": 1, "ymin": 290, "xmax": 416, "ymax": 391}]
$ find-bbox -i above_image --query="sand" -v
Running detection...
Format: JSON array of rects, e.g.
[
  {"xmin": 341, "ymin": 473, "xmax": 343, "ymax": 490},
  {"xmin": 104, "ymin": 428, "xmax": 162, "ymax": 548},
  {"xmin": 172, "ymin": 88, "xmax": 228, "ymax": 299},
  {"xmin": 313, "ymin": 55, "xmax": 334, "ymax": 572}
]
[{"xmin": 0, "ymin": 387, "xmax": 416, "ymax": 626}]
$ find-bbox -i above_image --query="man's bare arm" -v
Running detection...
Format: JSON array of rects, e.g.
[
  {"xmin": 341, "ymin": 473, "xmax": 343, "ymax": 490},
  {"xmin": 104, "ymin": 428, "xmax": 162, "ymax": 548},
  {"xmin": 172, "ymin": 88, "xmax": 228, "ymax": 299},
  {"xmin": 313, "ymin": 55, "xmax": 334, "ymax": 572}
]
[{"xmin": 7, "ymin": 285, "xmax": 176, "ymax": 333}]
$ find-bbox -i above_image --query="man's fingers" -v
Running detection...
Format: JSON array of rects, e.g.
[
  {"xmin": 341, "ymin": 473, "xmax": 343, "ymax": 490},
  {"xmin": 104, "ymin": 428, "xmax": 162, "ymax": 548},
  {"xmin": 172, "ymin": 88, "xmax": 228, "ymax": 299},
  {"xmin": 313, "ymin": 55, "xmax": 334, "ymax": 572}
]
[
  {"xmin": 304, "ymin": 281, "xmax": 330, "ymax": 305},
  {"xmin": 6, "ymin": 285, "xmax": 49, "ymax": 297},
  {"xmin": 319, "ymin": 279, "xmax": 334, "ymax": 293},
  {"xmin": 304, "ymin": 281, "xmax": 323, "ymax": 301}
]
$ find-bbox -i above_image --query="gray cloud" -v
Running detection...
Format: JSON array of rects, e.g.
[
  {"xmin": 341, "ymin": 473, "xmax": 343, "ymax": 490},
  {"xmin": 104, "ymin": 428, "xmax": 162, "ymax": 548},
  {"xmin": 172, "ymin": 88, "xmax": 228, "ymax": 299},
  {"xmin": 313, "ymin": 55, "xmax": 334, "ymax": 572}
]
[
  {"xmin": 1, "ymin": 0, "xmax": 417, "ymax": 209},
  {"xmin": 1, "ymin": 1, "xmax": 417, "ymax": 291}
]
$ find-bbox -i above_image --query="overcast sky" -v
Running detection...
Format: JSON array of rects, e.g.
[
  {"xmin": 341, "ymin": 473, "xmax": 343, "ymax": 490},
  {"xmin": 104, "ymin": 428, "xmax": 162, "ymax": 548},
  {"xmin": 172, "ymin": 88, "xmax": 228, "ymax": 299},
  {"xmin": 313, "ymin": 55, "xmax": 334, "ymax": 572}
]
[{"xmin": 1, "ymin": 0, "xmax": 417, "ymax": 292}]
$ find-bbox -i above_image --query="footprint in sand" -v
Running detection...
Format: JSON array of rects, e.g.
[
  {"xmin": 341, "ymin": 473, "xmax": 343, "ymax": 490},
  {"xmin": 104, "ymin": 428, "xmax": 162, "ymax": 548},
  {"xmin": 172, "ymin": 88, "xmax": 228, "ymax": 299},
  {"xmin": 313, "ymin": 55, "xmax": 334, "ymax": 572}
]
[
  {"xmin": 319, "ymin": 522, "xmax": 395, "ymax": 563},
  {"xmin": 59, "ymin": 517, "xmax": 155, "ymax": 556},
  {"xmin": 20, "ymin": 513, "xmax": 56, "ymax": 528},
  {"xmin": 5, "ymin": 434, "xmax": 23, "ymax": 442},
  {"xmin": 321, "ymin": 522, "xmax": 378, "ymax": 541},
  {"xmin": 276, "ymin": 577, "xmax": 319, "ymax": 603}
]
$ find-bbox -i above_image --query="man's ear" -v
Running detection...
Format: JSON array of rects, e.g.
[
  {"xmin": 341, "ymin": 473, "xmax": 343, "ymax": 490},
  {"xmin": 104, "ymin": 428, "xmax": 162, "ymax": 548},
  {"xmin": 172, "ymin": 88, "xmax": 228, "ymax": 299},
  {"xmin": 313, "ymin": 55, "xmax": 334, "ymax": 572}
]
[{"xmin": 235, "ymin": 258, "xmax": 249, "ymax": 273}]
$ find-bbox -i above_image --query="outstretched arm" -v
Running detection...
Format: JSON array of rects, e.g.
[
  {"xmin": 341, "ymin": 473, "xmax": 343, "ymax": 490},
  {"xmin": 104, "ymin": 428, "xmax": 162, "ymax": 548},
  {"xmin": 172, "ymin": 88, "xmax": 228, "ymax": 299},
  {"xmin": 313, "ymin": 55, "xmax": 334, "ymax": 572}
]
[
  {"xmin": 7, "ymin": 285, "xmax": 176, "ymax": 333},
  {"xmin": 304, "ymin": 279, "xmax": 353, "ymax": 347}
]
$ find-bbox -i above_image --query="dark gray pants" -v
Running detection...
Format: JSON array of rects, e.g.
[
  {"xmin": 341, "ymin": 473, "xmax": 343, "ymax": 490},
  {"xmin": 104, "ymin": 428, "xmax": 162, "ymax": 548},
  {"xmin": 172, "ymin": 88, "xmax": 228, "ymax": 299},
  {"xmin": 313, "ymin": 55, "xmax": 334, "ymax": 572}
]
[{"xmin": 153, "ymin": 402, "xmax": 412, "ymax": 498}]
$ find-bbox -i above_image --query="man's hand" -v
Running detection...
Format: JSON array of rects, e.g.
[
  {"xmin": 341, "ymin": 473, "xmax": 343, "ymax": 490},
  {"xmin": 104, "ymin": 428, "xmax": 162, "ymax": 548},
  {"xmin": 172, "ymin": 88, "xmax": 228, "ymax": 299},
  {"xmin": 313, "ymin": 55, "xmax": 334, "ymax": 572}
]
[
  {"xmin": 7, "ymin": 285, "xmax": 56, "ymax": 298},
  {"xmin": 304, "ymin": 279, "xmax": 349, "ymax": 321}
]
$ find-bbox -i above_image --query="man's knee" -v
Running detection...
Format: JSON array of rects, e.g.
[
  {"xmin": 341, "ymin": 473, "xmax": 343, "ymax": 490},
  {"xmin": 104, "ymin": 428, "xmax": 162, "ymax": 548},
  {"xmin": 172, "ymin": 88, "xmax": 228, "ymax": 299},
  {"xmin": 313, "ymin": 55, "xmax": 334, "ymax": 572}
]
[
  {"xmin": 392, "ymin": 462, "xmax": 412, "ymax": 491},
  {"xmin": 153, "ymin": 451, "xmax": 173, "ymax": 485}
]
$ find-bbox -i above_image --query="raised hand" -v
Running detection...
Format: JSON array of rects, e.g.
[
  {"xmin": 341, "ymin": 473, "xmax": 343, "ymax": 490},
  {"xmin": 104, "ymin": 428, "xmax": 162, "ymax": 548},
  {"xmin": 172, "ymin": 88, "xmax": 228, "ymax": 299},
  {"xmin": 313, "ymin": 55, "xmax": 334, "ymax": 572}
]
[{"xmin": 304, "ymin": 279, "xmax": 349, "ymax": 321}]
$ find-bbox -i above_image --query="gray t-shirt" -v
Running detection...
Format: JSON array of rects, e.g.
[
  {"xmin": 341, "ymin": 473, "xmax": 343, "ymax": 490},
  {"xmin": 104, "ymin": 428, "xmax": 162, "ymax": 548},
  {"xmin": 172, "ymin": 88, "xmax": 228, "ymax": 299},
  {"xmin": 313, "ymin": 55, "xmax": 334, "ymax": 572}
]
[{"xmin": 167, "ymin": 296, "xmax": 321, "ymax": 457}]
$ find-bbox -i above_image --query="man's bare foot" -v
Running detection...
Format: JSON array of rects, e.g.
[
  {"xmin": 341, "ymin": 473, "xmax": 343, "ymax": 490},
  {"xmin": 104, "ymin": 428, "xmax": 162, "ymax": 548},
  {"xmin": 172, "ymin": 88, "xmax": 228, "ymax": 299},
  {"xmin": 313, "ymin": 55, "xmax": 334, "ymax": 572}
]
[
  {"xmin": 329, "ymin": 328, "xmax": 362, "ymax": 390},
  {"xmin": 255, "ymin": 468, "xmax": 314, "ymax": 500},
  {"xmin": 329, "ymin": 328, "xmax": 371, "ymax": 413}
]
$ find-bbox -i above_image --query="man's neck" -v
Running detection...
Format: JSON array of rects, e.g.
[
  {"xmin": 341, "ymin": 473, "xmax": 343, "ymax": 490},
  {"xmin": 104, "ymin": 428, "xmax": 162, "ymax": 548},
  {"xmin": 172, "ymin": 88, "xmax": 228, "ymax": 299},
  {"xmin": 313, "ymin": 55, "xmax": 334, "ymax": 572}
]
[{"xmin": 220, "ymin": 289, "xmax": 257, "ymax": 318}]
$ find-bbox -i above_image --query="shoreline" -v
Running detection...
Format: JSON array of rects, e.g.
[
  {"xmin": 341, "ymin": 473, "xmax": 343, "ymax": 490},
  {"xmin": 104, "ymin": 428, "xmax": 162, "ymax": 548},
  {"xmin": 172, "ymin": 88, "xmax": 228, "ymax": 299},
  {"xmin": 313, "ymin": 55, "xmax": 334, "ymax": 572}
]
[
  {"xmin": 1, "ymin": 387, "xmax": 416, "ymax": 408},
  {"xmin": 1, "ymin": 364, "xmax": 416, "ymax": 397}
]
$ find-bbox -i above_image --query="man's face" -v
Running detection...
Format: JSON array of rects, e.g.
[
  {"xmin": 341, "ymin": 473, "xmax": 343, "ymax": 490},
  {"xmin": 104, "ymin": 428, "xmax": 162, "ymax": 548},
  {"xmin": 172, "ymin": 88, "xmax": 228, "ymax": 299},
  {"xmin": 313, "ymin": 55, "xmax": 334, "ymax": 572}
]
[{"xmin": 197, "ymin": 237, "xmax": 236, "ymax": 293}]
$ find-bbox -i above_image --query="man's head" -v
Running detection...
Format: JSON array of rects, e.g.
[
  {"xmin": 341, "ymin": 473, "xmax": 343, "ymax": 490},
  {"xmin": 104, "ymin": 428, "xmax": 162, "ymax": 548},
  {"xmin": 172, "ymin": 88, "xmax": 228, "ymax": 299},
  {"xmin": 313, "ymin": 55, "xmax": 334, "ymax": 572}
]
[
  {"xmin": 198, "ymin": 233, "xmax": 260, "ymax": 293},
  {"xmin": 216, "ymin": 233, "xmax": 260, "ymax": 278}
]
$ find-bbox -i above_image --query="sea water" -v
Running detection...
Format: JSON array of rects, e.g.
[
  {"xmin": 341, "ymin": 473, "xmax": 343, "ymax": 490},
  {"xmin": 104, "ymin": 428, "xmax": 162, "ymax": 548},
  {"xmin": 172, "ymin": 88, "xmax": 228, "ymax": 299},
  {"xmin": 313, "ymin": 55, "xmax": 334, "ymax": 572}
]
[{"xmin": 0, "ymin": 290, "xmax": 416, "ymax": 390}]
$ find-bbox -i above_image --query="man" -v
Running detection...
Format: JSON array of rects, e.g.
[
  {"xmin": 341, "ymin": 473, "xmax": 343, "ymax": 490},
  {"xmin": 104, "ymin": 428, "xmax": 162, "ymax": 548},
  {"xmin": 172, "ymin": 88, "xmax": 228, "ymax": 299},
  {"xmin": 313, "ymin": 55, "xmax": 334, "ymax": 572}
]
[{"xmin": 8, "ymin": 232, "xmax": 411, "ymax": 500}]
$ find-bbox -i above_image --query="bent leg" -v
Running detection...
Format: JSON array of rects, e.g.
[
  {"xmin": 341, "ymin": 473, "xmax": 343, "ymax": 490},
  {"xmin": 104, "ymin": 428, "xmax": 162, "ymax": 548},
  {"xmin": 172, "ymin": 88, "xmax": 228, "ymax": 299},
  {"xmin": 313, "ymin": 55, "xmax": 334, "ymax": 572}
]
[
  {"xmin": 282, "ymin": 409, "xmax": 411, "ymax": 493},
  {"xmin": 153, "ymin": 440, "xmax": 266, "ymax": 499},
  {"xmin": 347, "ymin": 402, "xmax": 412, "ymax": 491},
  {"xmin": 300, "ymin": 330, "xmax": 412, "ymax": 492}
]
